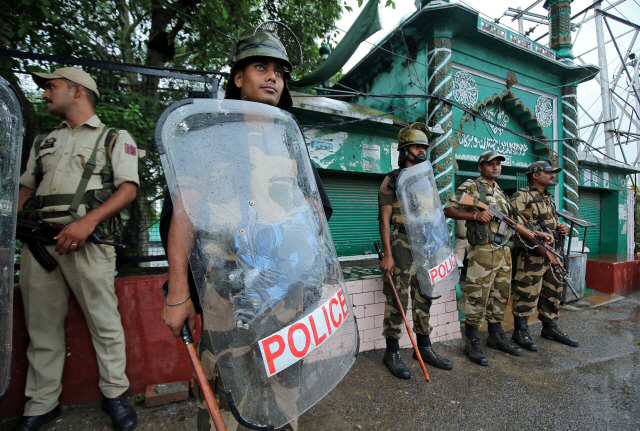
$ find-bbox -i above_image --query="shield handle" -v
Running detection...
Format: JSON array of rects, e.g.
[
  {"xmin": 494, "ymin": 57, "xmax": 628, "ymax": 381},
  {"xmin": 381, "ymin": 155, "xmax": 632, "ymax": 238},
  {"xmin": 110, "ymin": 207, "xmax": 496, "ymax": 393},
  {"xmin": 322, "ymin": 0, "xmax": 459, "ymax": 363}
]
[{"xmin": 225, "ymin": 390, "xmax": 275, "ymax": 430}]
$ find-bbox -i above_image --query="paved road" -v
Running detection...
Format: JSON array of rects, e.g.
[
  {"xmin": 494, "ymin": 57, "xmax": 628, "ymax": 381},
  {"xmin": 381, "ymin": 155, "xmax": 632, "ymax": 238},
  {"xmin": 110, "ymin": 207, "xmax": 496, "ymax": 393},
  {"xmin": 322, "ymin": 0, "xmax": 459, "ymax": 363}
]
[{"xmin": 2, "ymin": 292, "xmax": 638, "ymax": 431}]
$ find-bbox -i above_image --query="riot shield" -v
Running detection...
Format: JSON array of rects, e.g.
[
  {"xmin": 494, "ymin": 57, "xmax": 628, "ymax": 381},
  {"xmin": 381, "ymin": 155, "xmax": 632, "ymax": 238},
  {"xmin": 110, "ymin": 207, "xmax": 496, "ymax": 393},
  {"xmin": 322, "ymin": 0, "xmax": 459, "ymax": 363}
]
[
  {"xmin": 155, "ymin": 99, "xmax": 357, "ymax": 429},
  {"xmin": 396, "ymin": 161, "xmax": 459, "ymax": 299},
  {"xmin": 0, "ymin": 76, "xmax": 23, "ymax": 400}
]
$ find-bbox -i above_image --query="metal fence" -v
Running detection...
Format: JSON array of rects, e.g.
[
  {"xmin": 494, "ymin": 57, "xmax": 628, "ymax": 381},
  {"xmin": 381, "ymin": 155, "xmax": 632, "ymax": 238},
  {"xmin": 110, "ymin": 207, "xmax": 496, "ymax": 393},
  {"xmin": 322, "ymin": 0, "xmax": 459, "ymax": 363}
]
[{"xmin": 1, "ymin": 50, "xmax": 224, "ymax": 269}]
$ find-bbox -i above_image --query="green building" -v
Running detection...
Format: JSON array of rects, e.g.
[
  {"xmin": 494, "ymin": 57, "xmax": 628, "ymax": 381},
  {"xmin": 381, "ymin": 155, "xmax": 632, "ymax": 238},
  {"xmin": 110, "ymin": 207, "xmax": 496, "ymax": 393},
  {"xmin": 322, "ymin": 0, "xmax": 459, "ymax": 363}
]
[{"xmin": 295, "ymin": 0, "xmax": 638, "ymax": 258}]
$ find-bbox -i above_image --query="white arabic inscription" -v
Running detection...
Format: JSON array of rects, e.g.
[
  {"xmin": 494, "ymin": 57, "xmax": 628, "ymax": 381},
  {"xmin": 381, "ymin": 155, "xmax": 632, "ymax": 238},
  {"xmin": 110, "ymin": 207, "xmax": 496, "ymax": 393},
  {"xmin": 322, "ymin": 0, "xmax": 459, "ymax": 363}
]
[{"xmin": 459, "ymin": 134, "xmax": 529, "ymax": 156}]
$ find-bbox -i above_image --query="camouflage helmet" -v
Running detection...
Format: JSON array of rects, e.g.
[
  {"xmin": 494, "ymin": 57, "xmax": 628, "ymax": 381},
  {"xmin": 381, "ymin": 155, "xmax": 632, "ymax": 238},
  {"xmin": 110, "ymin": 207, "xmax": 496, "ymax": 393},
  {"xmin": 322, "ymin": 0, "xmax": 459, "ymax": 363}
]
[
  {"xmin": 228, "ymin": 21, "xmax": 303, "ymax": 77},
  {"xmin": 398, "ymin": 123, "xmax": 431, "ymax": 150}
]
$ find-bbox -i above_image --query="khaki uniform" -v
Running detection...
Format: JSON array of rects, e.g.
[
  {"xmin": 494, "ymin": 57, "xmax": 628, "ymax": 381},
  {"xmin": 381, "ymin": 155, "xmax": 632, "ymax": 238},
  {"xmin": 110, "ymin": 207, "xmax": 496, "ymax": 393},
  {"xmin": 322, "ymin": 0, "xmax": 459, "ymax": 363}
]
[
  {"xmin": 444, "ymin": 178, "xmax": 512, "ymax": 328},
  {"xmin": 378, "ymin": 175, "xmax": 433, "ymax": 340},
  {"xmin": 19, "ymin": 115, "xmax": 139, "ymax": 415},
  {"xmin": 510, "ymin": 185, "xmax": 562, "ymax": 323}
]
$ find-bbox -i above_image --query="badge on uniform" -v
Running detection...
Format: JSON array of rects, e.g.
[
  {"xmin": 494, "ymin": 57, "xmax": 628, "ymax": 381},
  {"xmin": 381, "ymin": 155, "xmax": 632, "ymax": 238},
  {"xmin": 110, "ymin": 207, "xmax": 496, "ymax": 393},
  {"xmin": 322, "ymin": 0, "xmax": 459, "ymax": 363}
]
[
  {"xmin": 41, "ymin": 137, "xmax": 56, "ymax": 149},
  {"xmin": 125, "ymin": 143, "xmax": 136, "ymax": 156}
]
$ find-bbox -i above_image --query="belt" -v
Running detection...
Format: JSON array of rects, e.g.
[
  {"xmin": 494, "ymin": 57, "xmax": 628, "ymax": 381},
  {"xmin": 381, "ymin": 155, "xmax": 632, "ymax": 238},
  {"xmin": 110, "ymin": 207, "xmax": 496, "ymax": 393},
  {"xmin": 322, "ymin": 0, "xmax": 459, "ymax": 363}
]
[
  {"xmin": 33, "ymin": 191, "xmax": 94, "ymax": 209},
  {"xmin": 395, "ymin": 226, "xmax": 407, "ymax": 235}
]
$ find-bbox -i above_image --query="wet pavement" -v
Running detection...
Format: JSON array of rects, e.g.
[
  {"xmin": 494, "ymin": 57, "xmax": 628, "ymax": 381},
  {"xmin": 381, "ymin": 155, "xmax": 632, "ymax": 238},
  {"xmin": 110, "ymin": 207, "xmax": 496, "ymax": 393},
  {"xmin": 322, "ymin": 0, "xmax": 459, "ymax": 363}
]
[{"xmin": 2, "ymin": 291, "xmax": 639, "ymax": 431}]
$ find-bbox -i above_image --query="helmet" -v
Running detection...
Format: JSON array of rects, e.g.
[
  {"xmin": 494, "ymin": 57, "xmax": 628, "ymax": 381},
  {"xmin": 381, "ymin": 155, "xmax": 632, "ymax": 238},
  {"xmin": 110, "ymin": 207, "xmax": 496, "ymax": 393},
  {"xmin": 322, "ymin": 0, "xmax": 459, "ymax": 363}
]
[
  {"xmin": 397, "ymin": 123, "xmax": 431, "ymax": 166},
  {"xmin": 225, "ymin": 22, "xmax": 302, "ymax": 111}
]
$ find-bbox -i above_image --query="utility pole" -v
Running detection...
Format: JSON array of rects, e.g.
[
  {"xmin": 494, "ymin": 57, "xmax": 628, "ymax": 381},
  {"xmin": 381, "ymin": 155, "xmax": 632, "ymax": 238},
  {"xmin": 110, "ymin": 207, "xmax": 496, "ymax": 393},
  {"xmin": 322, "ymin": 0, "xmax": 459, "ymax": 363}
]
[
  {"xmin": 517, "ymin": 6, "xmax": 524, "ymax": 34},
  {"xmin": 594, "ymin": 0, "xmax": 616, "ymax": 158},
  {"xmin": 634, "ymin": 55, "xmax": 640, "ymax": 165}
]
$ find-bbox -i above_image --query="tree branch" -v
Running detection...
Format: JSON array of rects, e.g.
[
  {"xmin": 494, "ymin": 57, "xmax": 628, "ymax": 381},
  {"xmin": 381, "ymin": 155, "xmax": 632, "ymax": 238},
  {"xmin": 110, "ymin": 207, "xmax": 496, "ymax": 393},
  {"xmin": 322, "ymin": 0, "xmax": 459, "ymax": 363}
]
[{"xmin": 59, "ymin": 26, "xmax": 114, "ymax": 61}]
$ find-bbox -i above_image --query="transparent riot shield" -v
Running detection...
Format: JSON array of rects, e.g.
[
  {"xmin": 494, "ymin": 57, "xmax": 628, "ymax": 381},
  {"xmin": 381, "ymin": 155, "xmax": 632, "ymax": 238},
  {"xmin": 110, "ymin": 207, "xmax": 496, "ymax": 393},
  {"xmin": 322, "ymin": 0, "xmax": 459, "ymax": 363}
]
[
  {"xmin": 396, "ymin": 161, "xmax": 459, "ymax": 299},
  {"xmin": 155, "ymin": 99, "xmax": 357, "ymax": 429},
  {"xmin": 0, "ymin": 76, "xmax": 23, "ymax": 400}
]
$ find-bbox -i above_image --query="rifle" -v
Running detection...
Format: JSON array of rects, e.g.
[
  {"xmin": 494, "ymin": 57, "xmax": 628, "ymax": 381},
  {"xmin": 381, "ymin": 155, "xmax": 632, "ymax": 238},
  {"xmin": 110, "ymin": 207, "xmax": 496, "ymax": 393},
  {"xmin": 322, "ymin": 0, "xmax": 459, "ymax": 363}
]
[
  {"xmin": 374, "ymin": 241, "xmax": 431, "ymax": 383},
  {"xmin": 16, "ymin": 219, "xmax": 125, "ymax": 272},
  {"xmin": 457, "ymin": 193, "xmax": 578, "ymax": 297}
]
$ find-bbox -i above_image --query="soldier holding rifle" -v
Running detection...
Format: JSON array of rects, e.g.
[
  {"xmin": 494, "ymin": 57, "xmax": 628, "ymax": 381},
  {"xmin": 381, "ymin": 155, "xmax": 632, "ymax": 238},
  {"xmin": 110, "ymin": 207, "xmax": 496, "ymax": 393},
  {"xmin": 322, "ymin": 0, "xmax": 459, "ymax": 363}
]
[
  {"xmin": 443, "ymin": 151, "xmax": 523, "ymax": 366},
  {"xmin": 378, "ymin": 123, "xmax": 453, "ymax": 379},
  {"xmin": 509, "ymin": 161, "xmax": 579, "ymax": 351}
]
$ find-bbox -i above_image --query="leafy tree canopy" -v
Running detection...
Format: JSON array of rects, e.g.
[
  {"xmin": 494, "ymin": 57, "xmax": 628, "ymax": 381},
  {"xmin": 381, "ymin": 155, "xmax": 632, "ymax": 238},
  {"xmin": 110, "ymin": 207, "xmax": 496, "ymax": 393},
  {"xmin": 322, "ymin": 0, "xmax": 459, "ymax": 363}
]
[{"xmin": 2, "ymin": 0, "xmax": 351, "ymax": 78}]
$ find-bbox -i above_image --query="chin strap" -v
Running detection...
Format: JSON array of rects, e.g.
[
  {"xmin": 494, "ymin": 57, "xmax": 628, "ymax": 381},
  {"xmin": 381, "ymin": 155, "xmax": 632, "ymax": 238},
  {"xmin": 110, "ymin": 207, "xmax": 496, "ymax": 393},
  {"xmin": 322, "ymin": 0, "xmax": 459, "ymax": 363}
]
[{"xmin": 408, "ymin": 150, "xmax": 426, "ymax": 164}]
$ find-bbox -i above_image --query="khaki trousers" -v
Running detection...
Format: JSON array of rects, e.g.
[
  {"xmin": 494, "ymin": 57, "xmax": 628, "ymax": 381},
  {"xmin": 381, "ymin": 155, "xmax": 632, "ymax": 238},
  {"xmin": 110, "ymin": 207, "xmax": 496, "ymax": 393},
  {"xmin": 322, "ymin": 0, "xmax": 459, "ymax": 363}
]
[{"xmin": 19, "ymin": 242, "xmax": 129, "ymax": 416}]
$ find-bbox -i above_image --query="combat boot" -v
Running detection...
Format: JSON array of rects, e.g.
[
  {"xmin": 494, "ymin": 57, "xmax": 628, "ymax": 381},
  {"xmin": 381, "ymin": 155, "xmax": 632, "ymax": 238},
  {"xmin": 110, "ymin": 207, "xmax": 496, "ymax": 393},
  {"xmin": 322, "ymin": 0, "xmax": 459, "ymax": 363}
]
[
  {"xmin": 512, "ymin": 316, "xmax": 538, "ymax": 351},
  {"xmin": 464, "ymin": 324, "xmax": 488, "ymax": 366},
  {"xmin": 541, "ymin": 322, "xmax": 579, "ymax": 347},
  {"xmin": 413, "ymin": 345, "xmax": 453, "ymax": 370},
  {"xmin": 464, "ymin": 338, "xmax": 488, "ymax": 366},
  {"xmin": 383, "ymin": 350, "xmax": 411, "ymax": 379},
  {"xmin": 486, "ymin": 332, "xmax": 523, "ymax": 356}
]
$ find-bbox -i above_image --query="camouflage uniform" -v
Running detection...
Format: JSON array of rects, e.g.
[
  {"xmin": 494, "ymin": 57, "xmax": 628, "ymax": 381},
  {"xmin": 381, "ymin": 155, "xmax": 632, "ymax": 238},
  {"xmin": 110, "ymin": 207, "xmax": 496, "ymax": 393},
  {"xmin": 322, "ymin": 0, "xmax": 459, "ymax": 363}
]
[
  {"xmin": 378, "ymin": 175, "xmax": 432, "ymax": 340},
  {"xmin": 510, "ymin": 185, "xmax": 562, "ymax": 323},
  {"xmin": 444, "ymin": 177, "xmax": 512, "ymax": 328},
  {"xmin": 194, "ymin": 335, "xmax": 297, "ymax": 431}
]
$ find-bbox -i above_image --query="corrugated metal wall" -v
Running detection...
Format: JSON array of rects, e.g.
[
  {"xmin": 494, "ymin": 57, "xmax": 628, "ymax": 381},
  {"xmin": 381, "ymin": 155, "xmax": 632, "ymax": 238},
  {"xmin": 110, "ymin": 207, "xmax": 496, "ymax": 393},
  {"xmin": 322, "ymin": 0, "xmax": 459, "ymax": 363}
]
[
  {"xmin": 320, "ymin": 173, "xmax": 382, "ymax": 256},
  {"xmin": 578, "ymin": 189, "xmax": 601, "ymax": 254}
]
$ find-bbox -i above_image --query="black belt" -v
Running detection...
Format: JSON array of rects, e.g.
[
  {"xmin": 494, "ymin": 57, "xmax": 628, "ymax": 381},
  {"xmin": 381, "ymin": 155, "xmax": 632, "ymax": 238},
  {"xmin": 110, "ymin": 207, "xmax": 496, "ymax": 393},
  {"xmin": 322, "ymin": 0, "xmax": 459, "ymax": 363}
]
[{"xmin": 395, "ymin": 226, "xmax": 407, "ymax": 235}]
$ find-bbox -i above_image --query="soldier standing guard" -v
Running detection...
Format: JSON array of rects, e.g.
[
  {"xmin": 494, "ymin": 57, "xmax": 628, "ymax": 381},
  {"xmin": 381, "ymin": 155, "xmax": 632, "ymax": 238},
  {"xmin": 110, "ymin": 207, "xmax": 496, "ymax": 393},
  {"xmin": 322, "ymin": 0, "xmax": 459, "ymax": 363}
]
[
  {"xmin": 160, "ymin": 23, "xmax": 333, "ymax": 431},
  {"xmin": 443, "ymin": 151, "xmax": 522, "ymax": 366},
  {"xmin": 378, "ymin": 123, "xmax": 453, "ymax": 379},
  {"xmin": 13, "ymin": 68, "xmax": 139, "ymax": 431},
  {"xmin": 510, "ymin": 161, "xmax": 579, "ymax": 351}
]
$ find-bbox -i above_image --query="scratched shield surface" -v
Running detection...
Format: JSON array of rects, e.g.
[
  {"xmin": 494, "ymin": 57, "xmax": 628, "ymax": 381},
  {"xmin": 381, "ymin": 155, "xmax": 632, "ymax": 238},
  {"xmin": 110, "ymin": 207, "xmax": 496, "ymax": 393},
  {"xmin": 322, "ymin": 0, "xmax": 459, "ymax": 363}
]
[
  {"xmin": 396, "ymin": 161, "xmax": 459, "ymax": 299},
  {"xmin": 155, "ymin": 99, "xmax": 357, "ymax": 428},
  {"xmin": 0, "ymin": 76, "xmax": 23, "ymax": 400}
]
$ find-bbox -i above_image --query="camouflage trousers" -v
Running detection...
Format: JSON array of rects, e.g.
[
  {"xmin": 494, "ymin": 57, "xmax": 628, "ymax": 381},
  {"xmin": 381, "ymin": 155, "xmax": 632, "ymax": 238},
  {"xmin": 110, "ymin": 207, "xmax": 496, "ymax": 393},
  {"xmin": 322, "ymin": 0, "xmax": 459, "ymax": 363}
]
[
  {"xmin": 463, "ymin": 244, "xmax": 512, "ymax": 328},
  {"xmin": 512, "ymin": 253, "xmax": 562, "ymax": 323},
  {"xmin": 194, "ymin": 330, "xmax": 297, "ymax": 431},
  {"xmin": 382, "ymin": 231, "xmax": 433, "ymax": 340}
]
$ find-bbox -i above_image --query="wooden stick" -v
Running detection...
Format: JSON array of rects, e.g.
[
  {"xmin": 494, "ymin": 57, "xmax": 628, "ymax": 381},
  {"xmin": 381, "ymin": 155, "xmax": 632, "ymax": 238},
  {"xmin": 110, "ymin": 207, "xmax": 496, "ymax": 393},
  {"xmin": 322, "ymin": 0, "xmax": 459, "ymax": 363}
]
[
  {"xmin": 374, "ymin": 241, "xmax": 431, "ymax": 383},
  {"xmin": 181, "ymin": 324, "xmax": 228, "ymax": 431}
]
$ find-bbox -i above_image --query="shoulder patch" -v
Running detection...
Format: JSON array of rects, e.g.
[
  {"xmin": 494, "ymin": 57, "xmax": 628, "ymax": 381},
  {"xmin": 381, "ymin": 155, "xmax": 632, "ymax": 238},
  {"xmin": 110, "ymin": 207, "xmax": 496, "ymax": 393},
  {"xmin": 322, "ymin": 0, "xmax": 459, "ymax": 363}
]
[
  {"xmin": 125, "ymin": 143, "xmax": 137, "ymax": 156},
  {"xmin": 41, "ymin": 137, "xmax": 56, "ymax": 149}
]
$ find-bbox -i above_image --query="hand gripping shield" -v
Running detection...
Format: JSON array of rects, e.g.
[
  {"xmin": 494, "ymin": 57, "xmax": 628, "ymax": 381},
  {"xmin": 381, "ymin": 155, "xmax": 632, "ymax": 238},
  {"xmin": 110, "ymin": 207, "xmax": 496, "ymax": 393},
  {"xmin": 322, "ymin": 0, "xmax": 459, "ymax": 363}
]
[
  {"xmin": 0, "ymin": 76, "xmax": 23, "ymax": 400},
  {"xmin": 396, "ymin": 162, "xmax": 459, "ymax": 299},
  {"xmin": 155, "ymin": 99, "xmax": 357, "ymax": 429}
]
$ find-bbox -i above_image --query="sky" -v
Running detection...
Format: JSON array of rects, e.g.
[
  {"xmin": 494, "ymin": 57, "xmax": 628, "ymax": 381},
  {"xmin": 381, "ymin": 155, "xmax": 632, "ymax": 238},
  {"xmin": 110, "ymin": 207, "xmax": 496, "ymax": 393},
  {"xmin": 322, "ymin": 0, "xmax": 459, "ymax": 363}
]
[{"xmin": 334, "ymin": 0, "xmax": 640, "ymax": 166}]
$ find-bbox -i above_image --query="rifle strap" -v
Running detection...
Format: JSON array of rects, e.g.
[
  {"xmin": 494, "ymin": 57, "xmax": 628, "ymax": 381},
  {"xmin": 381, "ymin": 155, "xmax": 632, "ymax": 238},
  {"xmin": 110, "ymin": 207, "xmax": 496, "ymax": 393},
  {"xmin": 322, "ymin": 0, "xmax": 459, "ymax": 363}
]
[
  {"xmin": 33, "ymin": 133, "xmax": 50, "ymax": 188},
  {"xmin": 474, "ymin": 179, "xmax": 488, "ymax": 205},
  {"xmin": 68, "ymin": 127, "xmax": 109, "ymax": 221}
]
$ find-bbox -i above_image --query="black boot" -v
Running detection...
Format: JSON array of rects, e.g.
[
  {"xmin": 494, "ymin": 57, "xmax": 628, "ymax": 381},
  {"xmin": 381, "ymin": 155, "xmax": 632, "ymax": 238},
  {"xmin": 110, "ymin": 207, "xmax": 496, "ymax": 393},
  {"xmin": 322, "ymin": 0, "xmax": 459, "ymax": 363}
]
[
  {"xmin": 101, "ymin": 396, "xmax": 138, "ymax": 431},
  {"xmin": 383, "ymin": 351, "xmax": 411, "ymax": 379},
  {"xmin": 413, "ymin": 334, "xmax": 453, "ymax": 370},
  {"xmin": 11, "ymin": 406, "xmax": 61, "ymax": 431},
  {"xmin": 487, "ymin": 332, "xmax": 523, "ymax": 356},
  {"xmin": 541, "ymin": 322, "xmax": 579, "ymax": 347},
  {"xmin": 512, "ymin": 316, "xmax": 538, "ymax": 351},
  {"xmin": 486, "ymin": 322, "xmax": 522, "ymax": 356},
  {"xmin": 464, "ymin": 324, "xmax": 488, "ymax": 366}
]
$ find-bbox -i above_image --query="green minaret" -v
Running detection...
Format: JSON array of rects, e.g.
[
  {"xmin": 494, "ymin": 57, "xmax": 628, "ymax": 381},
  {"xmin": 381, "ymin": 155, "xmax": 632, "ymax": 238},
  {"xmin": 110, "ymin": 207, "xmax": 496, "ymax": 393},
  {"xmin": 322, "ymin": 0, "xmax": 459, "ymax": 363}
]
[{"xmin": 543, "ymin": 0, "xmax": 574, "ymax": 61}]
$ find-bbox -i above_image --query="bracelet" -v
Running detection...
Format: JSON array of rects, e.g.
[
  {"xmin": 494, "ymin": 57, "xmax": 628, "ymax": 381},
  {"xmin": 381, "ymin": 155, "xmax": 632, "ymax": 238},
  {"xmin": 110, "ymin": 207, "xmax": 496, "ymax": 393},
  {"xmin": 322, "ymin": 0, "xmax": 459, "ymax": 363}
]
[
  {"xmin": 473, "ymin": 212, "xmax": 477, "ymax": 221},
  {"xmin": 165, "ymin": 293, "xmax": 191, "ymax": 306}
]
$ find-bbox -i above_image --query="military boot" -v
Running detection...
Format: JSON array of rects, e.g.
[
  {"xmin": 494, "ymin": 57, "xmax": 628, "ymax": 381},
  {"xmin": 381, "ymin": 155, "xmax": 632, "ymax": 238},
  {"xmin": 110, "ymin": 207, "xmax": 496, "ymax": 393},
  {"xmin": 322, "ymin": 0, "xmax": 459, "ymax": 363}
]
[
  {"xmin": 383, "ymin": 350, "xmax": 411, "ymax": 379},
  {"xmin": 413, "ymin": 345, "xmax": 453, "ymax": 370},
  {"xmin": 464, "ymin": 338, "xmax": 488, "ymax": 366},
  {"xmin": 541, "ymin": 322, "xmax": 579, "ymax": 347},
  {"xmin": 487, "ymin": 332, "xmax": 523, "ymax": 356},
  {"xmin": 512, "ymin": 316, "xmax": 538, "ymax": 351}
]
